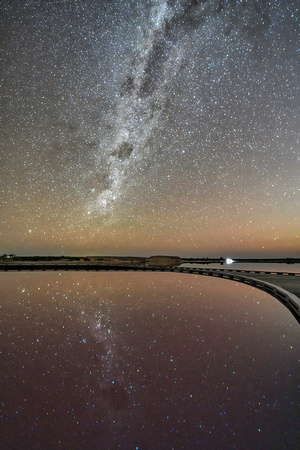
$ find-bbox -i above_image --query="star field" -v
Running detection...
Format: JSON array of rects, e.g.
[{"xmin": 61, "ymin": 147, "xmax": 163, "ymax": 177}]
[{"xmin": 1, "ymin": 0, "xmax": 299, "ymax": 256}]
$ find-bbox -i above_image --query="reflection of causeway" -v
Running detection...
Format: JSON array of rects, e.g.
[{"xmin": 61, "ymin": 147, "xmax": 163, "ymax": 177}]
[{"xmin": 1, "ymin": 263, "xmax": 299, "ymax": 323}]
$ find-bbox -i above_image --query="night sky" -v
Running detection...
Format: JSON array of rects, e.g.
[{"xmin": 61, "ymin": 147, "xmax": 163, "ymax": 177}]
[{"xmin": 1, "ymin": 0, "xmax": 299, "ymax": 256}]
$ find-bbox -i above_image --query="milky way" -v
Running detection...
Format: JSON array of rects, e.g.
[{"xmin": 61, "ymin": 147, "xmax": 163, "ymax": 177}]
[{"xmin": 1, "ymin": 0, "xmax": 299, "ymax": 256}]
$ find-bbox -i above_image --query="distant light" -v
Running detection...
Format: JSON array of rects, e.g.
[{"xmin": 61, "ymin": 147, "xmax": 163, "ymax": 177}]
[{"xmin": 226, "ymin": 258, "xmax": 234, "ymax": 264}]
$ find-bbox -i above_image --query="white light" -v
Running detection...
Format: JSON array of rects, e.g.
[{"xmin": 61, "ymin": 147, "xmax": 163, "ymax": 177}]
[{"xmin": 226, "ymin": 258, "xmax": 234, "ymax": 264}]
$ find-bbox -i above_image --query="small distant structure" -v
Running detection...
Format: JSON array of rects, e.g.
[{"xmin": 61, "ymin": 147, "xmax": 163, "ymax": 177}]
[
  {"xmin": 226, "ymin": 258, "xmax": 234, "ymax": 264},
  {"xmin": 1, "ymin": 254, "xmax": 16, "ymax": 259}
]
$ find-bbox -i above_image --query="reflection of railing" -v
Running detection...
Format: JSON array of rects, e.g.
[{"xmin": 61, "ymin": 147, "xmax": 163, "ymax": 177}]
[{"xmin": 1, "ymin": 263, "xmax": 299, "ymax": 323}]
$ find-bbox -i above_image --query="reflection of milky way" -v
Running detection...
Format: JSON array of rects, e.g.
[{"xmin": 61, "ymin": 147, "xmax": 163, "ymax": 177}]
[
  {"xmin": 2, "ymin": 272, "xmax": 300, "ymax": 448},
  {"xmin": 80, "ymin": 303, "xmax": 121, "ymax": 388}
]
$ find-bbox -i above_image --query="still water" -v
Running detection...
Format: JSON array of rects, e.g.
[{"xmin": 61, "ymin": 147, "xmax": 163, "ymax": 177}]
[{"xmin": 1, "ymin": 272, "xmax": 299, "ymax": 449}]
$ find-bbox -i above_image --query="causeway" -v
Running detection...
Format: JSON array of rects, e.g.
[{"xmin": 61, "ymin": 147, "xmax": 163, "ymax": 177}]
[{"xmin": 1, "ymin": 263, "xmax": 299, "ymax": 323}]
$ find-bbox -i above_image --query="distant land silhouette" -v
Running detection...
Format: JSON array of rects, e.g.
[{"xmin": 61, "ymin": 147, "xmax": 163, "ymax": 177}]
[{"xmin": 1, "ymin": 254, "xmax": 300, "ymax": 266}]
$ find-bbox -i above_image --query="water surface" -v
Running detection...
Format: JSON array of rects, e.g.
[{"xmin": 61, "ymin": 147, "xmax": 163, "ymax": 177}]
[{"xmin": 1, "ymin": 272, "xmax": 299, "ymax": 449}]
